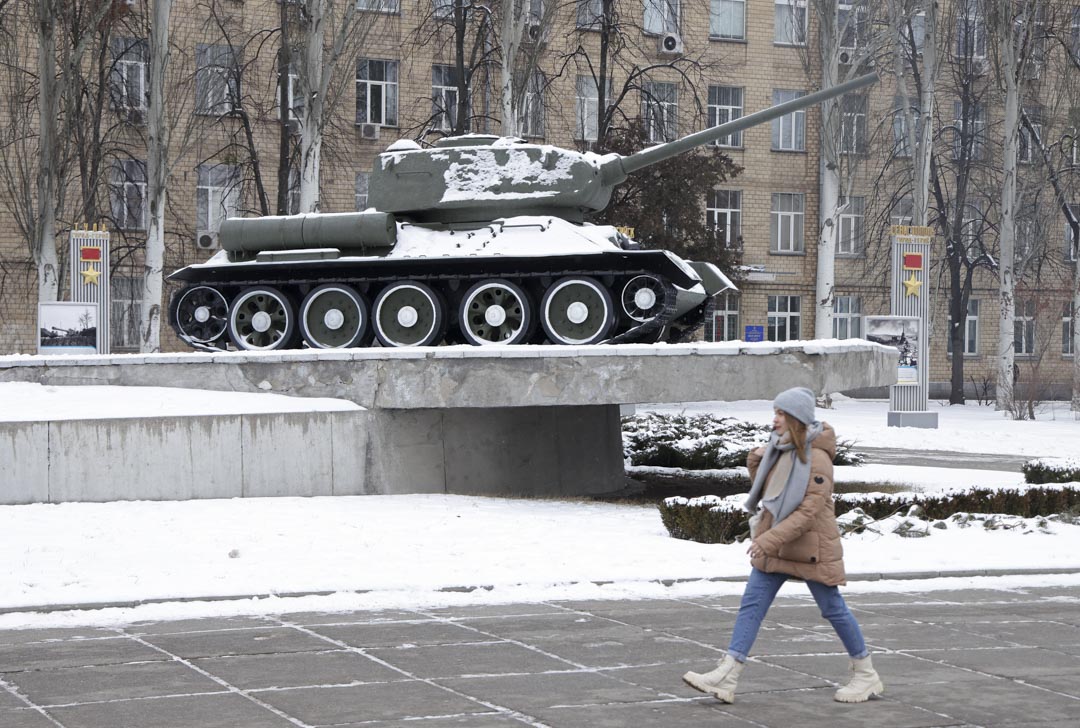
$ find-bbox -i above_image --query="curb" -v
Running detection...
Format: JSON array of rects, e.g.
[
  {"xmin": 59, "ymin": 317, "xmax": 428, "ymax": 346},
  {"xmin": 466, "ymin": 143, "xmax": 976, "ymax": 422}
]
[{"xmin": 3, "ymin": 567, "xmax": 1079, "ymax": 617}]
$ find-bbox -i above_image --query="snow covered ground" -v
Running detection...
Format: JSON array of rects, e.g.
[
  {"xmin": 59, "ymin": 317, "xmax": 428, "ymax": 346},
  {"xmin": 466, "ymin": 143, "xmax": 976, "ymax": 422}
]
[{"xmin": 1, "ymin": 383, "xmax": 1078, "ymax": 630}]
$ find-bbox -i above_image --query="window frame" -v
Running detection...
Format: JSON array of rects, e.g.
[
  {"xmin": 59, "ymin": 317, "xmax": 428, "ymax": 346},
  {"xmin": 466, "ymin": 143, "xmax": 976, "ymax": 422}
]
[
  {"xmin": 837, "ymin": 196, "xmax": 865, "ymax": 256},
  {"xmin": 355, "ymin": 172, "xmax": 369, "ymax": 211},
  {"xmin": 706, "ymin": 189, "xmax": 742, "ymax": 250},
  {"xmin": 1014, "ymin": 299, "xmax": 1037, "ymax": 357},
  {"xmin": 947, "ymin": 298, "xmax": 979, "ymax": 356},
  {"xmin": 195, "ymin": 43, "xmax": 239, "ymax": 117},
  {"xmin": 774, "ymin": 0, "xmax": 808, "ymax": 46},
  {"xmin": 831, "ymin": 294, "xmax": 861, "ymax": 339},
  {"xmin": 196, "ymin": 163, "xmax": 240, "ymax": 234},
  {"xmin": 710, "ymin": 0, "xmax": 746, "ymax": 40},
  {"xmin": 771, "ymin": 89, "xmax": 806, "ymax": 151},
  {"xmin": 110, "ymin": 159, "xmax": 148, "ymax": 232},
  {"xmin": 356, "ymin": 0, "xmax": 400, "ymax": 12},
  {"xmin": 1063, "ymin": 301, "xmax": 1075, "ymax": 357},
  {"xmin": 956, "ymin": 1, "xmax": 987, "ymax": 60},
  {"xmin": 642, "ymin": 80, "xmax": 678, "ymax": 143},
  {"xmin": 110, "ymin": 37, "xmax": 148, "ymax": 114},
  {"xmin": 708, "ymin": 291, "xmax": 740, "ymax": 342},
  {"xmin": 839, "ymin": 95, "xmax": 867, "ymax": 154},
  {"xmin": 110, "ymin": 276, "xmax": 143, "ymax": 352},
  {"xmin": 767, "ymin": 294, "xmax": 801, "ymax": 341},
  {"xmin": 520, "ymin": 71, "xmax": 546, "ymax": 139},
  {"xmin": 431, "ymin": 64, "xmax": 460, "ymax": 132},
  {"xmin": 643, "ymin": 0, "xmax": 680, "ymax": 35},
  {"xmin": 770, "ymin": 192, "xmax": 805, "ymax": 253},
  {"xmin": 708, "ymin": 85, "xmax": 743, "ymax": 147},
  {"xmin": 356, "ymin": 59, "xmax": 399, "ymax": 127}
]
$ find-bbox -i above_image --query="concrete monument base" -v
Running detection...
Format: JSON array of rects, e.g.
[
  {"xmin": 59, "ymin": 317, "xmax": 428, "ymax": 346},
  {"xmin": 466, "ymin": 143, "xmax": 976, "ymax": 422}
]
[
  {"xmin": 887, "ymin": 410, "xmax": 940, "ymax": 429},
  {"xmin": 1, "ymin": 341, "xmax": 899, "ymax": 504}
]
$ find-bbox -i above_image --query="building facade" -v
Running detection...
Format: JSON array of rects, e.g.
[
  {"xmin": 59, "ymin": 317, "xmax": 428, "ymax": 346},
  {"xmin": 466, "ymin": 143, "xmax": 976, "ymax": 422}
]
[{"xmin": 0, "ymin": 0, "xmax": 1076, "ymax": 398}]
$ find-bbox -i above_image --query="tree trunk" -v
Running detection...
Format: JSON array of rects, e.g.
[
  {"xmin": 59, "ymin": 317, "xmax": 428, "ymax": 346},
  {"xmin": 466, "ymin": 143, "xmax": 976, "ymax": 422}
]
[
  {"xmin": 298, "ymin": 0, "xmax": 325, "ymax": 213},
  {"xmin": 500, "ymin": 1, "xmax": 519, "ymax": 135},
  {"xmin": 35, "ymin": 0, "xmax": 59, "ymax": 302},
  {"xmin": 140, "ymin": 0, "xmax": 172, "ymax": 353},
  {"xmin": 814, "ymin": 0, "xmax": 839, "ymax": 340}
]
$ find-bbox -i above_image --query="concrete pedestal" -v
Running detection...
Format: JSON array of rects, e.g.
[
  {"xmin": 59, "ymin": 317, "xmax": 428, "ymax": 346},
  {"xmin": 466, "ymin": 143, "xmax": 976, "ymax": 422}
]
[
  {"xmin": 1, "ymin": 341, "xmax": 899, "ymax": 503},
  {"xmin": 887, "ymin": 410, "xmax": 940, "ymax": 429}
]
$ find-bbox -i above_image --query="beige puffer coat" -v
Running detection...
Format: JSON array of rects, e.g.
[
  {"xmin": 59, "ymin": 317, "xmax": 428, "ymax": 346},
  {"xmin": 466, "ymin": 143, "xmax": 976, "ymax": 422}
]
[{"xmin": 746, "ymin": 422, "xmax": 846, "ymax": 586}]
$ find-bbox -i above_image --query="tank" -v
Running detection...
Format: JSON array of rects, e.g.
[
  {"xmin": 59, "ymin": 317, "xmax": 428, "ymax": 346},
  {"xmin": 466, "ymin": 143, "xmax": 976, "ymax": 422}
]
[{"xmin": 168, "ymin": 72, "xmax": 877, "ymax": 351}]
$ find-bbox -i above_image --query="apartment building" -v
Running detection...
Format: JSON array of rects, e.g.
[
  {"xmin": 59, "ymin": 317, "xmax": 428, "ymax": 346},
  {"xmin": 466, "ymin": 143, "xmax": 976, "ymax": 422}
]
[{"xmin": 0, "ymin": 0, "xmax": 1076, "ymax": 398}]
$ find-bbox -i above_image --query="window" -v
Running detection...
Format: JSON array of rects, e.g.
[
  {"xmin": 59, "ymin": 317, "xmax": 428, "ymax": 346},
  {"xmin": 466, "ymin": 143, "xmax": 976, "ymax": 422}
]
[
  {"xmin": 768, "ymin": 295, "xmax": 801, "ymax": 341},
  {"xmin": 775, "ymin": 0, "xmax": 807, "ymax": 45},
  {"xmin": 1014, "ymin": 299, "xmax": 1036, "ymax": 356},
  {"xmin": 832, "ymin": 295, "xmax": 861, "ymax": 339},
  {"xmin": 838, "ymin": 2, "xmax": 868, "ymax": 51},
  {"xmin": 770, "ymin": 193, "xmax": 804, "ymax": 253},
  {"xmin": 708, "ymin": 86, "xmax": 743, "ymax": 147},
  {"xmin": 109, "ymin": 37, "xmax": 148, "ymax": 113},
  {"xmin": 577, "ymin": 0, "xmax": 602, "ymax": 28},
  {"xmin": 956, "ymin": 0, "xmax": 987, "ymax": 59},
  {"xmin": 1018, "ymin": 109, "xmax": 1041, "ymax": 164},
  {"xmin": 355, "ymin": 173, "xmax": 369, "ymax": 210},
  {"xmin": 839, "ymin": 95, "xmax": 867, "ymax": 154},
  {"xmin": 1064, "ymin": 301, "xmax": 1075, "ymax": 356},
  {"xmin": 111, "ymin": 277, "xmax": 142, "ymax": 352},
  {"xmin": 707, "ymin": 292, "xmax": 740, "ymax": 342},
  {"xmin": 521, "ymin": 72, "xmax": 545, "ymax": 138},
  {"xmin": 1015, "ymin": 217, "xmax": 1037, "ymax": 261},
  {"xmin": 110, "ymin": 159, "xmax": 147, "ymax": 231},
  {"xmin": 279, "ymin": 62, "xmax": 303, "ymax": 123},
  {"xmin": 575, "ymin": 75, "xmax": 609, "ymax": 141},
  {"xmin": 433, "ymin": 0, "xmax": 454, "ymax": 18},
  {"xmin": 286, "ymin": 166, "xmax": 301, "ymax": 216},
  {"xmin": 356, "ymin": 0, "xmax": 400, "ymax": 12},
  {"xmin": 892, "ymin": 100, "xmax": 919, "ymax": 158},
  {"xmin": 432, "ymin": 64, "xmax": 460, "ymax": 132},
  {"xmin": 947, "ymin": 298, "xmax": 979, "ymax": 356},
  {"xmin": 838, "ymin": 196, "xmax": 864, "ymax": 255},
  {"xmin": 707, "ymin": 190, "xmax": 741, "ymax": 248},
  {"xmin": 710, "ymin": 0, "xmax": 745, "ymax": 39},
  {"xmin": 891, "ymin": 196, "xmax": 914, "ymax": 227},
  {"xmin": 356, "ymin": 59, "xmax": 399, "ymax": 126},
  {"xmin": 960, "ymin": 202, "xmax": 983, "ymax": 258},
  {"xmin": 1067, "ymin": 204, "xmax": 1079, "ymax": 261},
  {"xmin": 1072, "ymin": 8, "xmax": 1080, "ymax": 59},
  {"xmin": 642, "ymin": 81, "xmax": 677, "ymax": 143},
  {"xmin": 906, "ymin": 11, "xmax": 927, "ymax": 53},
  {"xmin": 195, "ymin": 44, "xmax": 239, "ymax": 116},
  {"xmin": 771, "ymin": 89, "xmax": 806, "ymax": 151},
  {"xmin": 196, "ymin": 163, "xmax": 240, "ymax": 234},
  {"xmin": 953, "ymin": 100, "xmax": 986, "ymax": 160},
  {"xmin": 644, "ymin": 0, "xmax": 679, "ymax": 34}
]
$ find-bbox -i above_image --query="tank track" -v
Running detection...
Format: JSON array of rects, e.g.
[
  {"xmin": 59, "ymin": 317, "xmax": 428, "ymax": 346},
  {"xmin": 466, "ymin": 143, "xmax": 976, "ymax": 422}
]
[
  {"xmin": 667, "ymin": 293, "xmax": 717, "ymax": 344},
  {"xmin": 171, "ymin": 269, "xmax": 689, "ymax": 351}
]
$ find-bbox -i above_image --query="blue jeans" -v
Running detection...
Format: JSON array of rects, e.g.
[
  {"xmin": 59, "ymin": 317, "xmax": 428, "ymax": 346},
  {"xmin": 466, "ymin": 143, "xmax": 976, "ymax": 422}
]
[{"xmin": 727, "ymin": 567, "xmax": 869, "ymax": 663}]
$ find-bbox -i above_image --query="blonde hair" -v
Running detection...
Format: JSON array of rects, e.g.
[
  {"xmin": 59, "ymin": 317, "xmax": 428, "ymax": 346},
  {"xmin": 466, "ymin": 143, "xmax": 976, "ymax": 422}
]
[{"xmin": 783, "ymin": 412, "xmax": 809, "ymax": 463}]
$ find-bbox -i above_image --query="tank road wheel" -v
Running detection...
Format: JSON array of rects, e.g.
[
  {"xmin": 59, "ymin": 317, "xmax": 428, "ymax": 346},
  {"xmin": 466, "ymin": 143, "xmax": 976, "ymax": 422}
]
[
  {"xmin": 373, "ymin": 281, "xmax": 445, "ymax": 347},
  {"xmin": 458, "ymin": 279, "xmax": 533, "ymax": 346},
  {"xmin": 171, "ymin": 286, "xmax": 228, "ymax": 346},
  {"xmin": 300, "ymin": 284, "xmax": 370, "ymax": 348},
  {"xmin": 228, "ymin": 286, "xmax": 297, "ymax": 351},
  {"xmin": 620, "ymin": 275, "xmax": 668, "ymax": 322},
  {"xmin": 540, "ymin": 276, "xmax": 615, "ymax": 345}
]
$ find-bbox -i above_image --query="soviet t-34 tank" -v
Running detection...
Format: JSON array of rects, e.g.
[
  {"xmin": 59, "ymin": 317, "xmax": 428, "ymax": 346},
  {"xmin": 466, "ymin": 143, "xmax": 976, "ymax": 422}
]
[{"xmin": 168, "ymin": 73, "xmax": 877, "ymax": 351}]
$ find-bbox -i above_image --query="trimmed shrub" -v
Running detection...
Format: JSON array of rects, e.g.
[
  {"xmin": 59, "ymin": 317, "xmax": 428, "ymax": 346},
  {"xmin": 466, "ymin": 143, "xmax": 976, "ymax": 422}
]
[
  {"xmin": 659, "ymin": 483, "xmax": 1080, "ymax": 544},
  {"xmin": 1023, "ymin": 457, "xmax": 1080, "ymax": 484},
  {"xmin": 622, "ymin": 412, "xmax": 864, "ymax": 470}
]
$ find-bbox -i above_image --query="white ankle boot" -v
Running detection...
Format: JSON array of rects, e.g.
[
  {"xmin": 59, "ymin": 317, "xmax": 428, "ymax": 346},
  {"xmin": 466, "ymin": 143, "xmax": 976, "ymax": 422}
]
[
  {"xmin": 834, "ymin": 655, "xmax": 884, "ymax": 702},
  {"xmin": 682, "ymin": 654, "xmax": 743, "ymax": 703}
]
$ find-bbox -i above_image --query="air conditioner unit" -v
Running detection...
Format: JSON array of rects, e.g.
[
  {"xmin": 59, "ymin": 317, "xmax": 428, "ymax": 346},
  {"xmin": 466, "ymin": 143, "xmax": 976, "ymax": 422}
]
[
  {"xmin": 360, "ymin": 123, "xmax": 380, "ymax": 141},
  {"xmin": 525, "ymin": 21, "xmax": 544, "ymax": 44},
  {"xmin": 971, "ymin": 57, "xmax": 989, "ymax": 75},
  {"xmin": 658, "ymin": 32, "xmax": 684, "ymax": 57},
  {"xmin": 838, "ymin": 50, "xmax": 853, "ymax": 65},
  {"xmin": 195, "ymin": 230, "xmax": 219, "ymax": 250}
]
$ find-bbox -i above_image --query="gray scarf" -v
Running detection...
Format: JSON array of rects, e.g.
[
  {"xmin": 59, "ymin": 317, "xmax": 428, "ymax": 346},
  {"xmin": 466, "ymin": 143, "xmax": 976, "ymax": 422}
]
[{"xmin": 743, "ymin": 421, "xmax": 824, "ymax": 525}]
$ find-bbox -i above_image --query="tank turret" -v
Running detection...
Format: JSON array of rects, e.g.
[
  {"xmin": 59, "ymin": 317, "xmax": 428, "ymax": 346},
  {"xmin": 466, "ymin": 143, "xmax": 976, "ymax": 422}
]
[{"xmin": 169, "ymin": 73, "xmax": 877, "ymax": 352}]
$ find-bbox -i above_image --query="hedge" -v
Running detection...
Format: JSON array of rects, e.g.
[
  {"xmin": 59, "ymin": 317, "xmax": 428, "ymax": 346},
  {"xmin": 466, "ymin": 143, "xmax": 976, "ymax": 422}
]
[
  {"xmin": 1023, "ymin": 457, "xmax": 1080, "ymax": 484},
  {"xmin": 659, "ymin": 483, "xmax": 1080, "ymax": 544}
]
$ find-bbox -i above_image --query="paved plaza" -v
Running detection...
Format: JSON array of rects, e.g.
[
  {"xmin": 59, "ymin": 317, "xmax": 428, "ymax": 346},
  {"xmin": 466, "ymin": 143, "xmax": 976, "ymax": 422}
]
[{"xmin": 1, "ymin": 584, "xmax": 1078, "ymax": 727}]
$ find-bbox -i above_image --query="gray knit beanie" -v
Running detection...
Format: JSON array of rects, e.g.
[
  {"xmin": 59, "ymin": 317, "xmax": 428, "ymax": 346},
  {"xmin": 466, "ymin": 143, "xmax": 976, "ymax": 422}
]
[{"xmin": 773, "ymin": 387, "xmax": 816, "ymax": 425}]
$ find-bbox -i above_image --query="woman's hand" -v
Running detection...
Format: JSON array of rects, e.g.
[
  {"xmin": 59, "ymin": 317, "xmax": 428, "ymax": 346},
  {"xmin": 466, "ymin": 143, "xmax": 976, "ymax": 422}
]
[{"xmin": 747, "ymin": 541, "xmax": 764, "ymax": 559}]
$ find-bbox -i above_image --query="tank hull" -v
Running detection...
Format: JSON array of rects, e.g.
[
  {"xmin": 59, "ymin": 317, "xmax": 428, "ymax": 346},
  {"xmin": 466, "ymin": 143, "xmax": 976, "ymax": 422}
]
[{"xmin": 167, "ymin": 217, "xmax": 733, "ymax": 351}]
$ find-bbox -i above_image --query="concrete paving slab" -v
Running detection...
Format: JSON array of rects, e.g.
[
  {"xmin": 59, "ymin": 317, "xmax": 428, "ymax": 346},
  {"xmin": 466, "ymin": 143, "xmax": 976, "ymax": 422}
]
[
  {"xmin": 609, "ymin": 658, "xmax": 832, "ymax": 698},
  {"xmin": 861, "ymin": 622, "xmax": 1016, "ymax": 651},
  {"xmin": 0, "ymin": 707, "xmax": 60, "ymax": 728},
  {"xmin": 424, "ymin": 602, "xmax": 573, "ymax": 619},
  {"xmin": 124, "ymin": 616, "xmax": 275, "ymax": 636},
  {"xmin": 558, "ymin": 603, "xmax": 734, "ymax": 633},
  {"xmin": 717, "ymin": 687, "xmax": 952, "ymax": 727},
  {"xmin": 282, "ymin": 609, "xmax": 428, "ymax": 626},
  {"xmin": 0, "ymin": 628, "xmax": 119, "ymax": 647},
  {"xmin": 253, "ymin": 681, "xmax": 492, "ymax": 725},
  {"xmin": 888, "ymin": 679, "xmax": 1080, "ymax": 725},
  {"xmin": 947, "ymin": 618, "xmax": 1080, "ymax": 648},
  {"xmin": 311, "ymin": 620, "xmax": 495, "ymax": 649},
  {"xmin": 367, "ymin": 641, "xmax": 575, "ymax": 678},
  {"xmin": 0, "ymin": 685, "xmax": 28, "ymax": 709},
  {"xmin": 191, "ymin": 649, "xmax": 408, "ymax": 690},
  {"xmin": 0, "ymin": 637, "xmax": 166, "ymax": 673},
  {"xmin": 1021, "ymin": 672, "xmax": 1080, "ymax": 697},
  {"xmin": 47, "ymin": 692, "xmax": 297, "ymax": 728},
  {"xmin": 764, "ymin": 651, "xmax": 989, "ymax": 687},
  {"xmin": 522, "ymin": 631, "xmax": 724, "ymax": 669},
  {"xmin": 5, "ymin": 660, "xmax": 224, "ymax": 706},
  {"xmin": 439, "ymin": 670, "xmax": 663, "ymax": 710},
  {"xmin": 911, "ymin": 645, "xmax": 1080, "ymax": 679},
  {"xmin": 358, "ymin": 715, "xmax": 530, "ymax": 727},
  {"xmin": 138, "ymin": 626, "xmax": 331, "ymax": 659},
  {"xmin": 534, "ymin": 698, "xmax": 760, "ymax": 727}
]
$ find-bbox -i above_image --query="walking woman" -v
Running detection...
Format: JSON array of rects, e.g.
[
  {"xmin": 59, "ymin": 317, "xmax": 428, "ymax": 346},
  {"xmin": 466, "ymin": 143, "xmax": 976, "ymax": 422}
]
[{"xmin": 682, "ymin": 387, "xmax": 883, "ymax": 703}]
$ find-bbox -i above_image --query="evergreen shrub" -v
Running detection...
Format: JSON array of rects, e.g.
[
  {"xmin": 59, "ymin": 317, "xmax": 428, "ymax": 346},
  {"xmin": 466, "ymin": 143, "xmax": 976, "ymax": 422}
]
[
  {"xmin": 622, "ymin": 412, "xmax": 864, "ymax": 470},
  {"xmin": 1023, "ymin": 457, "xmax": 1080, "ymax": 484},
  {"xmin": 659, "ymin": 484, "xmax": 1080, "ymax": 544}
]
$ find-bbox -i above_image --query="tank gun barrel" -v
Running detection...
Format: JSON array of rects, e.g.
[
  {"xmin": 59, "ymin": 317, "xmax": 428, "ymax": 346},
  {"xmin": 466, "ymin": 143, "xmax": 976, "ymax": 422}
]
[{"xmin": 601, "ymin": 72, "xmax": 878, "ymax": 186}]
